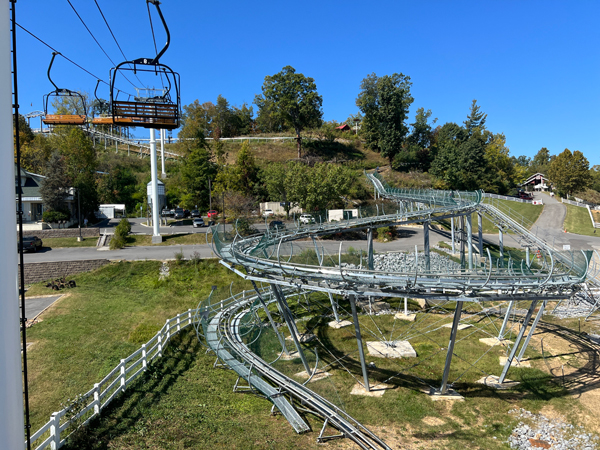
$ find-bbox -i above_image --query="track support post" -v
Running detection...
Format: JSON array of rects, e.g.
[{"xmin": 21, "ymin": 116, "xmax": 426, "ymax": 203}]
[
  {"xmin": 440, "ymin": 301, "xmax": 463, "ymax": 394},
  {"xmin": 349, "ymin": 294, "xmax": 370, "ymax": 392}
]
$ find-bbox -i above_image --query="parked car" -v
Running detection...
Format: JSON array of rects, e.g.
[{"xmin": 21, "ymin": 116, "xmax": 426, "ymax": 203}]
[
  {"xmin": 161, "ymin": 208, "xmax": 174, "ymax": 217},
  {"xmin": 191, "ymin": 209, "xmax": 200, "ymax": 218},
  {"xmin": 19, "ymin": 236, "xmax": 42, "ymax": 252},
  {"xmin": 192, "ymin": 218, "xmax": 205, "ymax": 228},
  {"xmin": 299, "ymin": 214, "xmax": 315, "ymax": 224},
  {"xmin": 207, "ymin": 210, "xmax": 218, "ymax": 218},
  {"xmin": 183, "ymin": 209, "xmax": 191, "ymax": 218},
  {"xmin": 174, "ymin": 208, "xmax": 185, "ymax": 219},
  {"xmin": 268, "ymin": 220, "xmax": 285, "ymax": 231},
  {"xmin": 263, "ymin": 209, "xmax": 274, "ymax": 217}
]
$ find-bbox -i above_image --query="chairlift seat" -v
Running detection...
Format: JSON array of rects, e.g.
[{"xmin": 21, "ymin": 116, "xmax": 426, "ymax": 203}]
[
  {"xmin": 91, "ymin": 116, "xmax": 134, "ymax": 125},
  {"xmin": 43, "ymin": 114, "xmax": 86, "ymax": 125},
  {"xmin": 112, "ymin": 100, "xmax": 179, "ymax": 129}
]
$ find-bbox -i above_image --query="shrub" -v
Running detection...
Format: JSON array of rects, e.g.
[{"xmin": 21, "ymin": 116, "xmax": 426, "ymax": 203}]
[
  {"xmin": 42, "ymin": 209, "xmax": 70, "ymax": 223},
  {"xmin": 114, "ymin": 218, "xmax": 131, "ymax": 240},
  {"xmin": 109, "ymin": 235, "xmax": 125, "ymax": 250},
  {"xmin": 376, "ymin": 226, "xmax": 396, "ymax": 242}
]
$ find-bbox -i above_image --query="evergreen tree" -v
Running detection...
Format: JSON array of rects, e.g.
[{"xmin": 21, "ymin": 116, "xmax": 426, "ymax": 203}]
[{"xmin": 39, "ymin": 152, "xmax": 70, "ymax": 213}]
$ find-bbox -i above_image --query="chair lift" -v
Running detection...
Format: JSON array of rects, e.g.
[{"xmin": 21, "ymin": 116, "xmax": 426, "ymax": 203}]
[
  {"xmin": 42, "ymin": 52, "xmax": 87, "ymax": 126},
  {"xmin": 109, "ymin": 0, "xmax": 180, "ymax": 130},
  {"xmin": 91, "ymin": 80, "xmax": 132, "ymax": 125}
]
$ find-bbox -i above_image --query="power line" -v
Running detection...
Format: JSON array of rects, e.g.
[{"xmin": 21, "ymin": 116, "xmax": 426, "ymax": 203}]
[
  {"xmin": 93, "ymin": 0, "xmax": 145, "ymax": 87},
  {"xmin": 14, "ymin": 22, "xmax": 133, "ymax": 98},
  {"xmin": 66, "ymin": 0, "xmax": 139, "ymax": 91}
]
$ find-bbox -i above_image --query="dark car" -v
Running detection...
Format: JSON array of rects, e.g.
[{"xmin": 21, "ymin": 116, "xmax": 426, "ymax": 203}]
[
  {"xmin": 183, "ymin": 209, "xmax": 191, "ymax": 218},
  {"xmin": 192, "ymin": 218, "xmax": 205, "ymax": 228},
  {"xmin": 19, "ymin": 236, "xmax": 43, "ymax": 252},
  {"xmin": 191, "ymin": 209, "xmax": 200, "ymax": 218},
  {"xmin": 268, "ymin": 220, "xmax": 285, "ymax": 231},
  {"xmin": 174, "ymin": 208, "xmax": 185, "ymax": 219}
]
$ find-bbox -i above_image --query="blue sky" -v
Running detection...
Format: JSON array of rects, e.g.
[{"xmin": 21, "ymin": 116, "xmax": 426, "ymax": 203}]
[{"xmin": 14, "ymin": 0, "xmax": 600, "ymax": 166}]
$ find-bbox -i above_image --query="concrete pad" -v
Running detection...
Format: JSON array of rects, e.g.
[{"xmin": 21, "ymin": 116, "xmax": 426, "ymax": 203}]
[
  {"xmin": 479, "ymin": 337, "xmax": 514, "ymax": 347},
  {"xmin": 476, "ymin": 375, "xmax": 520, "ymax": 389},
  {"xmin": 285, "ymin": 333, "xmax": 316, "ymax": 343},
  {"xmin": 279, "ymin": 351, "xmax": 300, "ymax": 360},
  {"xmin": 442, "ymin": 323, "xmax": 473, "ymax": 330},
  {"xmin": 350, "ymin": 382, "xmax": 394, "ymax": 397},
  {"xmin": 394, "ymin": 313, "xmax": 416, "ymax": 322},
  {"xmin": 294, "ymin": 369, "xmax": 331, "ymax": 382},
  {"xmin": 357, "ymin": 300, "xmax": 391, "ymax": 313},
  {"xmin": 426, "ymin": 387, "xmax": 464, "ymax": 401},
  {"xmin": 499, "ymin": 356, "xmax": 531, "ymax": 368},
  {"xmin": 151, "ymin": 235, "xmax": 163, "ymax": 244},
  {"xmin": 367, "ymin": 340, "xmax": 416, "ymax": 358},
  {"xmin": 328, "ymin": 319, "xmax": 352, "ymax": 329}
]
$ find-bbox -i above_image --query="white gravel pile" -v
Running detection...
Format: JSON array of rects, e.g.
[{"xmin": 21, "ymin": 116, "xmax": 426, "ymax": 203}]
[{"xmin": 508, "ymin": 408, "xmax": 598, "ymax": 450}]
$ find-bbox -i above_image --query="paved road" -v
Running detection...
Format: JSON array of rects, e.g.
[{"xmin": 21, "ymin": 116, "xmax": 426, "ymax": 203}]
[{"xmin": 22, "ymin": 295, "xmax": 62, "ymax": 320}]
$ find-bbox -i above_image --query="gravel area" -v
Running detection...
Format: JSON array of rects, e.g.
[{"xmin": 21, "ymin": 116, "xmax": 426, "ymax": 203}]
[
  {"xmin": 508, "ymin": 408, "xmax": 598, "ymax": 449},
  {"xmin": 551, "ymin": 291, "xmax": 599, "ymax": 319},
  {"xmin": 341, "ymin": 250, "xmax": 461, "ymax": 273}
]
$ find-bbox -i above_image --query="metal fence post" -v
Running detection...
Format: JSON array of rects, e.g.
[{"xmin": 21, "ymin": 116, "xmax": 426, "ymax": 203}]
[
  {"xmin": 177, "ymin": 316, "xmax": 181, "ymax": 332},
  {"xmin": 158, "ymin": 333, "xmax": 162, "ymax": 358},
  {"xmin": 50, "ymin": 412, "xmax": 60, "ymax": 450},
  {"xmin": 142, "ymin": 343, "xmax": 147, "ymax": 371}
]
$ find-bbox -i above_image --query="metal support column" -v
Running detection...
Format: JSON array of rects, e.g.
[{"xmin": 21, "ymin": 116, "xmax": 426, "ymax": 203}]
[
  {"xmin": 251, "ymin": 282, "xmax": 288, "ymax": 355},
  {"xmin": 499, "ymin": 227, "xmax": 504, "ymax": 268},
  {"xmin": 459, "ymin": 216, "xmax": 465, "ymax": 268},
  {"xmin": 466, "ymin": 214, "xmax": 473, "ymax": 270},
  {"xmin": 440, "ymin": 301, "xmax": 463, "ymax": 394},
  {"xmin": 367, "ymin": 228, "xmax": 374, "ymax": 270},
  {"xmin": 149, "ymin": 129, "xmax": 162, "ymax": 243},
  {"xmin": 423, "ymin": 222, "xmax": 430, "ymax": 271},
  {"xmin": 271, "ymin": 285, "xmax": 311, "ymax": 374},
  {"xmin": 477, "ymin": 212, "xmax": 483, "ymax": 256},
  {"xmin": 328, "ymin": 292, "xmax": 340, "ymax": 322},
  {"xmin": 517, "ymin": 300, "xmax": 546, "ymax": 361},
  {"xmin": 451, "ymin": 216, "xmax": 455, "ymax": 254},
  {"xmin": 349, "ymin": 295, "xmax": 370, "ymax": 392},
  {"xmin": 160, "ymin": 128, "xmax": 166, "ymax": 178},
  {"xmin": 526, "ymin": 247, "xmax": 530, "ymax": 267},
  {"xmin": 498, "ymin": 300, "xmax": 538, "ymax": 383},
  {"xmin": 498, "ymin": 301, "xmax": 514, "ymax": 340}
]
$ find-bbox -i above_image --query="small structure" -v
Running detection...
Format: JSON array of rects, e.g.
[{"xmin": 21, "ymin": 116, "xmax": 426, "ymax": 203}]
[
  {"xmin": 260, "ymin": 202, "xmax": 302, "ymax": 216},
  {"xmin": 96, "ymin": 204, "xmax": 127, "ymax": 219},
  {"xmin": 520, "ymin": 173, "xmax": 551, "ymax": 191},
  {"xmin": 147, "ymin": 179, "xmax": 166, "ymax": 222},
  {"xmin": 328, "ymin": 208, "xmax": 359, "ymax": 222},
  {"xmin": 335, "ymin": 124, "xmax": 351, "ymax": 131}
]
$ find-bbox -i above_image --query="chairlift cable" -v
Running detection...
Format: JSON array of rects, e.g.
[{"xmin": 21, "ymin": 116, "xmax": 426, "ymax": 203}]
[
  {"xmin": 146, "ymin": 1, "xmax": 166, "ymax": 90},
  {"xmin": 66, "ymin": 0, "xmax": 139, "ymax": 90},
  {"xmin": 93, "ymin": 0, "xmax": 145, "ymax": 87},
  {"xmin": 15, "ymin": 22, "xmax": 134, "ymax": 98}
]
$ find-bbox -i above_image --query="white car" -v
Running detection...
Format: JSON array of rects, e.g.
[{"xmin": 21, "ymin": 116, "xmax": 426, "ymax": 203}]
[
  {"xmin": 263, "ymin": 209, "xmax": 274, "ymax": 217},
  {"xmin": 299, "ymin": 214, "xmax": 315, "ymax": 224}
]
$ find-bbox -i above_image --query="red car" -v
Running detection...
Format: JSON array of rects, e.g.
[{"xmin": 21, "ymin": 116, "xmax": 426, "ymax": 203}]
[{"xmin": 207, "ymin": 210, "xmax": 218, "ymax": 218}]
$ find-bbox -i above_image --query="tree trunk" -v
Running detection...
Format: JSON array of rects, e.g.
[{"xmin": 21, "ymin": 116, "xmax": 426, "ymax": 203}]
[{"xmin": 296, "ymin": 134, "xmax": 302, "ymax": 159}]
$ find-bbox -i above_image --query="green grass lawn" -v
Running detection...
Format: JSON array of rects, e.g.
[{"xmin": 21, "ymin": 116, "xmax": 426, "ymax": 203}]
[
  {"xmin": 126, "ymin": 232, "xmax": 211, "ymax": 246},
  {"xmin": 42, "ymin": 237, "xmax": 99, "ymax": 249},
  {"xmin": 564, "ymin": 204, "xmax": 599, "ymax": 236}
]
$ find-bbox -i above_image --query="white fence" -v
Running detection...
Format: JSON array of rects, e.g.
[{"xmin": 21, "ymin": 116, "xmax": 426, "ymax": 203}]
[
  {"xmin": 482, "ymin": 192, "xmax": 533, "ymax": 204},
  {"xmin": 28, "ymin": 309, "xmax": 199, "ymax": 450},
  {"xmin": 561, "ymin": 198, "xmax": 588, "ymax": 208},
  {"xmin": 561, "ymin": 198, "xmax": 600, "ymax": 229}
]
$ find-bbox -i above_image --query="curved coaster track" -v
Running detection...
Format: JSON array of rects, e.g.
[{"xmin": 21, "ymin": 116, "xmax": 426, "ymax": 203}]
[{"xmin": 195, "ymin": 171, "xmax": 599, "ymax": 449}]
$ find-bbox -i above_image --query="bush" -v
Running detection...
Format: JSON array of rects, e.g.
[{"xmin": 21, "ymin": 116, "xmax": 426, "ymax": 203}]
[
  {"xmin": 42, "ymin": 209, "xmax": 70, "ymax": 223},
  {"xmin": 109, "ymin": 235, "xmax": 125, "ymax": 250},
  {"xmin": 376, "ymin": 226, "xmax": 396, "ymax": 242},
  {"xmin": 114, "ymin": 218, "xmax": 131, "ymax": 239}
]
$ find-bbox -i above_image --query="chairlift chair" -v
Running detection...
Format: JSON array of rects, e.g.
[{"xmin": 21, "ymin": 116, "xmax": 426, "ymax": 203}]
[
  {"xmin": 109, "ymin": 0, "xmax": 180, "ymax": 130},
  {"xmin": 42, "ymin": 52, "xmax": 87, "ymax": 126}
]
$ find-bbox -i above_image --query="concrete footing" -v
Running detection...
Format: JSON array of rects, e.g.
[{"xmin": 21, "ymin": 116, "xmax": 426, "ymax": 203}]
[
  {"xmin": 367, "ymin": 340, "xmax": 416, "ymax": 358},
  {"xmin": 295, "ymin": 369, "xmax": 331, "ymax": 382},
  {"xmin": 499, "ymin": 356, "xmax": 531, "ymax": 368},
  {"xmin": 479, "ymin": 337, "xmax": 514, "ymax": 347},
  {"xmin": 152, "ymin": 235, "xmax": 163, "ymax": 244},
  {"xmin": 279, "ymin": 351, "xmax": 300, "ymax": 360},
  {"xmin": 394, "ymin": 313, "xmax": 416, "ymax": 322},
  {"xmin": 442, "ymin": 323, "xmax": 472, "ymax": 330},
  {"xmin": 285, "ymin": 333, "xmax": 315, "ymax": 343},
  {"xmin": 426, "ymin": 387, "xmax": 464, "ymax": 401},
  {"xmin": 328, "ymin": 320, "xmax": 352, "ymax": 329},
  {"xmin": 476, "ymin": 375, "xmax": 520, "ymax": 389},
  {"xmin": 350, "ymin": 382, "xmax": 394, "ymax": 397}
]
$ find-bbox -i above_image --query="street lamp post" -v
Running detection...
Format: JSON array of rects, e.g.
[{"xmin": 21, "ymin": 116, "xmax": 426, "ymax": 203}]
[{"xmin": 77, "ymin": 186, "xmax": 82, "ymax": 242}]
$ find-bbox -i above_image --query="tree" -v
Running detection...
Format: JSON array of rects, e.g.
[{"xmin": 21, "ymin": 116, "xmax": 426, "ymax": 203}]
[
  {"xmin": 547, "ymin": 149, "xmax": 591, "ymax": 197},
  {"xmin": 254, "ymin": 66, "xmax": 323, "ymax": 158},
  {"xmin": 262, "ymin": 162, "xmax": 294, "ymax": 218},
  {"xmin": 39, "ymin": 152, "xmax": 70, "ymax": 215},
  {"xmin": 180, "ymin": 141, "xmax": 216, "ymax": 211},
  {"xmin": 464, "ymin": 99, "xmax": 487, "ymax": 135},
  {"xmin": 531, "ymin": 147, "xmax": 552, "ymax": 174},
  {"xmin": 356, "ymin": 73, "xmax": 414, "ymax": 162}
]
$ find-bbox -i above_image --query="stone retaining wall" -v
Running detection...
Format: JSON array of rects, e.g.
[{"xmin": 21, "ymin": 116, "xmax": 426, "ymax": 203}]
[
  {"xmin": 19, "ymin": 259, "xmax": 110, "ymax": 284},
  {"xmin": 22, "ymin": 228, "xmax": 100, "ymax": 239}
]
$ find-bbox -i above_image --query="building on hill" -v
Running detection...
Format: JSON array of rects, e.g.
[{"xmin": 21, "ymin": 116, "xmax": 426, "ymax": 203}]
[
  {"xmin": 336, "ymin": 124, "xmax": 351, "ymax": 131},
  {"xmin": 15, "ymin": 165, "xmax": 74, "ymax": 223},
  {"xmin": 520, "ymin": 173, "xmax": 551, "ymax": 192}
]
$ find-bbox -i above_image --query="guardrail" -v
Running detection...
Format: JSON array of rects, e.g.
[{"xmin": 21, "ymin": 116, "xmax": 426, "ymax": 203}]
[
  {"xmin": 562, "ymin": 198, "xmax": 589, "ymax": 208},
  {"xmin": 482, "ymin": 192, "xmax": 533, "ymax": 203},
  {"xmin": 561, "ymin": 198, "xmax": 600, "ymax": 229},
  {"xmin": 28, "ymin": 309, "xmax": 198, "ymax": 450}
]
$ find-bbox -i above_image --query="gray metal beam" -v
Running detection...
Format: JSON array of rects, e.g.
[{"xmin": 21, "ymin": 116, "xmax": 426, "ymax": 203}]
[
  {"xmin": 440, "ymin": 301, "xmax": 463, "ymax": 394},
  {"xmin": 349, "ymin": 295, "xmax": 370, "ymax": 392},
  {"xmin": 478, "ymin": 212, "xmax": 483, "ymax": 256},
  {"xmin": 367, "ymin": 228, "xmax": 374, "ymax": 271},
  {"xmin": 466, "ymin": 214, "xmax": 473, "ymax": 270},
  {"xmin": 424, "ymin": 221, "xmax": 430, "ymax": 271},
  {"xmin": 517, "ymin": 300, "xmax": 546, "ymax": 361}
]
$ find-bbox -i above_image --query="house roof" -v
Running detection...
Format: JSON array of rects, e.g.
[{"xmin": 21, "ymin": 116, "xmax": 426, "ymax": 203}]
[
  {"xmin": 521, "ymin": 172, "xmax": 549, "ymax": 186},
  {"xmin": 336, "ymin": 124, "xmax": 350, "ymax": 130}
]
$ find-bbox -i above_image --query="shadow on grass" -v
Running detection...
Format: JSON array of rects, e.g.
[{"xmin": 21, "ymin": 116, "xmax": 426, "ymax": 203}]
[{"xmin": 62, "ymin": 330, "xmax": 200, "ymax": 450}]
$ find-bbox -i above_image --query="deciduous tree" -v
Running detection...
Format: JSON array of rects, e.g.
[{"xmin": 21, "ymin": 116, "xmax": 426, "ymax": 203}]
[
  {"xmin": 548, "ymin": 149, "xmax": 591, "ymax": 196},
  {"xmin": 254, "ymin": 66, "xmax": 323, "ymax": 158}
]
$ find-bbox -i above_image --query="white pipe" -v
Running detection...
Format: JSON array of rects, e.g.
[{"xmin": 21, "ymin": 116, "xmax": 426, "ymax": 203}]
[
  {"xmin": 160, "ymin": 129, "xmax": 166, "ymax": 178},
  {"xmin": 0, "ymin": 1, "xmax": 26, "ymax": 446},
  {"xmin": 150, "ymin": 129, "xmax": 160, "ymax": 239}
]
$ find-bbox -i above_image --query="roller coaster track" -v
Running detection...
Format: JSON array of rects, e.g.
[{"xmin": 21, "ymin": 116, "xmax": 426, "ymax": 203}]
[{"xmin": 198, "ymin": 171, "xmax": 599, "ymax": 448}]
